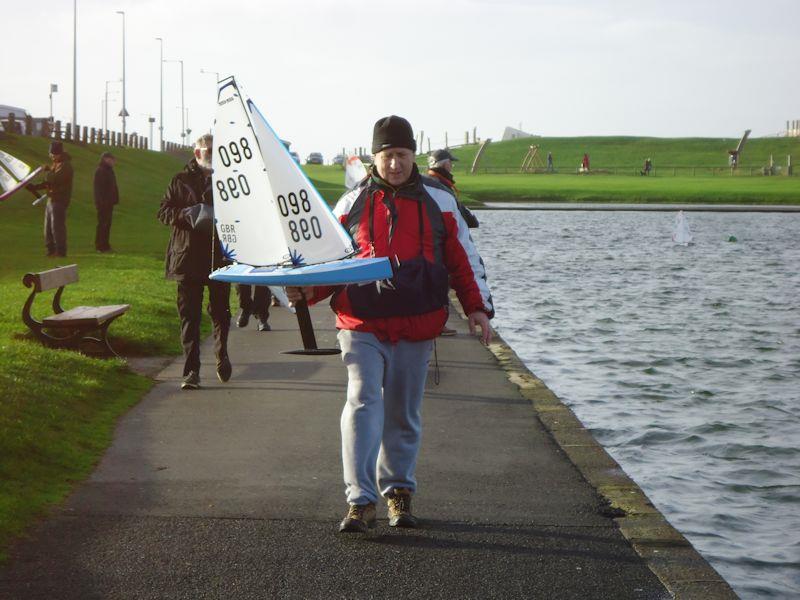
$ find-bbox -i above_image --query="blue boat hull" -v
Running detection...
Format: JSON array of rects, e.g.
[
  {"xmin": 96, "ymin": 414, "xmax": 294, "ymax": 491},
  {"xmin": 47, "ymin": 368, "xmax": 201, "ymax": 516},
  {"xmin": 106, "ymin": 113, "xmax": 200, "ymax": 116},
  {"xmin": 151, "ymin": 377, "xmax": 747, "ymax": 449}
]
[{"xmin": 209, "ymin": 257, "xmax": 393, "ymax": 286}]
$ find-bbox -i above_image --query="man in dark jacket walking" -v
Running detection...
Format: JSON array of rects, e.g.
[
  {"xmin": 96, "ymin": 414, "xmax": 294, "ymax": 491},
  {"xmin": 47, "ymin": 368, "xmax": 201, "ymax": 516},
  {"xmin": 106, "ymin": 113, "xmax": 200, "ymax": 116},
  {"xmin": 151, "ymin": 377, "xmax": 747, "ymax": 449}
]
[
  {"xmin": 29, "ymin": 141, "xmax": 73, "ymax": 257},
  {"xmin": 426, "ymin": 149, "xmax": 479, "ymax": 229},
  {"xmin": 158, "ymin": 133, "xmax": 232, "ymax": 390},
  {"xmin": 93, "ymin": 152, "xmax": 119, "ymax": 252}
]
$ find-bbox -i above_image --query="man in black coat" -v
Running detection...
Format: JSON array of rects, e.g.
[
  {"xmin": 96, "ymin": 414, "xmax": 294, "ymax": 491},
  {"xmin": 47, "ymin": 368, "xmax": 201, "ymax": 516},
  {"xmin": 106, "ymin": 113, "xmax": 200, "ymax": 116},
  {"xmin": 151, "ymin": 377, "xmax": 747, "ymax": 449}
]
[
  {"xmin": 93, "ymin": 152, "xmax": 119, "ymax": 252},
  {"xmin": 157, "ymin": 133, "xmax": 232, "ymax": 390}
]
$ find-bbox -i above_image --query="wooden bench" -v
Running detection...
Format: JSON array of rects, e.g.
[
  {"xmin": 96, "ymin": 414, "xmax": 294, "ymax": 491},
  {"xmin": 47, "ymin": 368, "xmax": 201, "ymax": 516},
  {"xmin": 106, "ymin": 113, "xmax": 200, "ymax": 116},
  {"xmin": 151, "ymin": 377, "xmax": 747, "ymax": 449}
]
[{"xmin": 22, "ymin": 264, "xmax": 130, "ymax": 358}]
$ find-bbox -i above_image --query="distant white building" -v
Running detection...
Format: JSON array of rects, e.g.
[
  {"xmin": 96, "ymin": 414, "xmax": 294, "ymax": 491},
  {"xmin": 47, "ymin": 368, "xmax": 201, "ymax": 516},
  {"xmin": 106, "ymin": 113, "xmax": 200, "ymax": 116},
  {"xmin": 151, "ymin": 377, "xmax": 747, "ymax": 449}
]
[
  {"xmin": 501, "ymin": 126, "xmax": 537, "ymax": 141},
  {"xmin": 0, "ymin": 104, "xmax": 30, "ymax": 119}
]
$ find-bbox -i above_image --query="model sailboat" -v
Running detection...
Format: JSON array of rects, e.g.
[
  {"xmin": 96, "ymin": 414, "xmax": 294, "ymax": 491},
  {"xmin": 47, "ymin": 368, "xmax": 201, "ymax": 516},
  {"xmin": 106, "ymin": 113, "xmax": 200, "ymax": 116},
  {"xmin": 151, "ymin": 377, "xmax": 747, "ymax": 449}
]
[
  {"xmin": 0, "ymin": 150, "xmax": 47, "ymax": 204},
  {"xmin": 672, "ymin": 210, "xmax": 693, "ymax": 246},
  {"xmin": 208, "ymin": 76, "xmax": 392, "ymax": 354}
]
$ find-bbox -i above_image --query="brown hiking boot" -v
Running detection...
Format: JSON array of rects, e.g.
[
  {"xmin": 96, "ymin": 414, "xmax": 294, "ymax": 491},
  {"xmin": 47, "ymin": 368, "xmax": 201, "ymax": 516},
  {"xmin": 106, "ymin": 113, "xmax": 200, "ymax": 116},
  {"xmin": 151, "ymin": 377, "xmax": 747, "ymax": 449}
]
[
  {"xmin": 339, "ymin": 502, "xmax": 377, "ymax": 533},
  {"xmin": 440, "ymin": 326, "xmax": 457, "ymax": 337},
  {"xmin": 386, "ymin": 488, "xmax": 419, "ymax": 528}
]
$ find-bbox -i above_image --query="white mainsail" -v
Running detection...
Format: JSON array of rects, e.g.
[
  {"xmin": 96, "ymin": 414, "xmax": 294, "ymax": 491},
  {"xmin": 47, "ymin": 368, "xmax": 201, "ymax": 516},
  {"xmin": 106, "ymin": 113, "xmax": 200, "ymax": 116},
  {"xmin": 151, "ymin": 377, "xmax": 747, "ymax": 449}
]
[
  {"xmin": 0, "ymin": 164, "xmax": 16, "ymax": 192},
  {"xmin": 0, "ymin": 149, "xmax": 31, "ymax": 181},
  {"xmin": 212, "ymin": 76, "xmax": 355, "ymax": 267},
  {"xmin": 672, "ymin": 210, "xmax": 693, "ymax": 245},
  {"xmin": 344, "ymin": 155, "xmax": 367, "ymax": 190}
]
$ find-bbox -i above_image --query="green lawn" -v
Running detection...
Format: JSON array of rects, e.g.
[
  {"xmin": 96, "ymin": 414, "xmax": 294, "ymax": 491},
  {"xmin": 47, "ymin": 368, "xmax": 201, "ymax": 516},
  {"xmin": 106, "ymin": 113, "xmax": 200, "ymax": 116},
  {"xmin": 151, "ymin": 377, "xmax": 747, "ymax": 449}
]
[
  {"xmin": 0, "ymin": 134, "xmax": 191, "ymax": 558},
  {"xmin": 447, "ymin": 135, "xmax": 800, "ymax": 171},
  {"xmin": 454, "ymin": 173, "xmax": 800, "ymax": 204}
]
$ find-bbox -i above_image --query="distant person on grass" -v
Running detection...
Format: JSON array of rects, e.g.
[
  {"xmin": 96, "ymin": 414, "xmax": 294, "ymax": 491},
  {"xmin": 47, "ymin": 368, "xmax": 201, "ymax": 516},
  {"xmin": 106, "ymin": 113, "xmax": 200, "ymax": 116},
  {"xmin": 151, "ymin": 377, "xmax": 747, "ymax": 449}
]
[
  {"xmin": 158, "ymin": 133, "xmax": 232, "ymax": 390},
  {"xmin": 287, "ymin": 115, "xmax": 494, "ymax": 534},
  {"xmin": 93, "ymin": 151, "xmax": 119, "ymax": 252},
  {"xmin": 28, "ymin": 141, "xmax": 73, "ymax": 257},
  {"xmin": 547, "ymin": 151, "xmax": 554, "ymax": 172}
]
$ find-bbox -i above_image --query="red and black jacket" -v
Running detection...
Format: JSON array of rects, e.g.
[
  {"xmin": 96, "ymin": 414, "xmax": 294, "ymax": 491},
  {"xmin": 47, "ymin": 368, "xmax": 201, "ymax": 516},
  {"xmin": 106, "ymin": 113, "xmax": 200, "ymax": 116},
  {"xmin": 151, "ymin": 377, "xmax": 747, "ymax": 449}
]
[{"xmin": 310, "ymin": 166, "xmax": 493, "ymax": 342}]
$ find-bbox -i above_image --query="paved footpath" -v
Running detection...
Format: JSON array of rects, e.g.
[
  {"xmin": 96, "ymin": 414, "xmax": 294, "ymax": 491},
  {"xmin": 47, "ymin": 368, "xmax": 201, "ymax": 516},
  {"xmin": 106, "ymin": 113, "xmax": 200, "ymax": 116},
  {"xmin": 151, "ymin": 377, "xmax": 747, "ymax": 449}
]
[{"xmin": 2, "ymin": 305, "xmax": 686, "ymax": 599}]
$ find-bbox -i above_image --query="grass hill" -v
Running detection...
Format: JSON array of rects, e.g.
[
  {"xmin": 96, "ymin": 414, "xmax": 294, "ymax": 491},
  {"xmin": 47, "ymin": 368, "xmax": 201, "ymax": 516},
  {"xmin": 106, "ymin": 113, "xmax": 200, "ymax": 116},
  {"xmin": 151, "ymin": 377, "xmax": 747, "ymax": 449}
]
[
  {"xmin": 446, "ymin": 135, "xmax": 800, "ymax": 171},
  {"xmin": 0, "ymin": 135, "xmax": 193, "ymax": 559}
]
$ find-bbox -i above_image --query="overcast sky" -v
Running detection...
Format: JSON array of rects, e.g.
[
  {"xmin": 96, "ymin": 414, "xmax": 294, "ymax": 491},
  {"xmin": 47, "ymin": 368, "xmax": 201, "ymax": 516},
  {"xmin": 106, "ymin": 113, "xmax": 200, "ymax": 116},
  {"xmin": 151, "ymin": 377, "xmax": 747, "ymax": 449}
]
[{"xmin": 2, "ymin": 0, "xmax": 799, "ymax": 160}]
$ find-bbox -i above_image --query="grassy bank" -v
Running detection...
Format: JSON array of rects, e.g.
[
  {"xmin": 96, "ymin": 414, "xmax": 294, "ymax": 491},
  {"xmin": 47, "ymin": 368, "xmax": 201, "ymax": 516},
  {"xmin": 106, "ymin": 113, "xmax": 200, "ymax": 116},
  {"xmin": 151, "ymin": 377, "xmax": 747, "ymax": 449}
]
[
  {"xmin": 448, "ymin": 135, "xmax": 800, "ymax": 171},
  {"xmin": 0, "ymin": 135, "xmax": 191, "ymax": 558},
  {"xmin": 454, "ymin": 173, "xmax": 800, "ymax": 204}
]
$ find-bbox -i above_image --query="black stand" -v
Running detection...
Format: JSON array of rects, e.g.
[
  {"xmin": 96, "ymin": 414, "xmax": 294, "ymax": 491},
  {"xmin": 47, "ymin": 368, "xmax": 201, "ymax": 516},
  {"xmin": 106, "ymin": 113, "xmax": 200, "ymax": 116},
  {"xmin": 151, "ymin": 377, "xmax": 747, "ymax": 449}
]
[{"xmin": 282, "ymin": 299, "xmax": 341, "ymax": 356}]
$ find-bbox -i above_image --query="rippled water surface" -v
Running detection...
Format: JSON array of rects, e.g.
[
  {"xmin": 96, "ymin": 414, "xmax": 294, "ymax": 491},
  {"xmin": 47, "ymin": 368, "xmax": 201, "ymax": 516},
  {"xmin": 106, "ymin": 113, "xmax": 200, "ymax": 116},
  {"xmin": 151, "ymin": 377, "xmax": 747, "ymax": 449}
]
[{"xmin": 472, "ymin": 210, "xmax": 800, "ymax": 599}]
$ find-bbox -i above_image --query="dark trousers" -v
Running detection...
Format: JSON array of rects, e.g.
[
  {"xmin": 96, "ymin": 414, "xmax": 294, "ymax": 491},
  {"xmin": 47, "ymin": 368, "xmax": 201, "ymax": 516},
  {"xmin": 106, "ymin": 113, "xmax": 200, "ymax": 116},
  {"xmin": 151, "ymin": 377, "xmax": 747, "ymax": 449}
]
[
  {"xmin": 177, "ymin": 280, "xmax": 231, "ymax": 376},
  {"xmin": 95, "ymin": 203, "xmax": 114, "ymax": 250},
  {"xmin": 44, "ymin": 201, "xmax": 68, "ymax": 256},
  {"xmin": 236, "ymin": 284, "xmax": 271, "ymax": 321}
]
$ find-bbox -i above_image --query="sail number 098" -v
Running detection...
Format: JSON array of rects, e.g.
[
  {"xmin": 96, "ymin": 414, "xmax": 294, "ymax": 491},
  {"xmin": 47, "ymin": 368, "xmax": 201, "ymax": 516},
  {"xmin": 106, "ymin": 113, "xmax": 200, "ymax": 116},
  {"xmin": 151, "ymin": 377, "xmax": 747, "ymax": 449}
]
[
  {"xmin": 277, "ymin": 189, "xmax": 322, "ymax": 242},
  {"xmin": 217, "ymin": 138, "xmax": 253, "ymax": 167}
]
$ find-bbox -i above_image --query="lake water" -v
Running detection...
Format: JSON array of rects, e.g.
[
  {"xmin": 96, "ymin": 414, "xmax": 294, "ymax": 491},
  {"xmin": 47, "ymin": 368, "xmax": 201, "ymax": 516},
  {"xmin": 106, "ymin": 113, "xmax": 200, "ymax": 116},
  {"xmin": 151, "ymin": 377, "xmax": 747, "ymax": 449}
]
[{"xmin": 471, "ymin": 209, "xmax": 800, "ymax": 599}]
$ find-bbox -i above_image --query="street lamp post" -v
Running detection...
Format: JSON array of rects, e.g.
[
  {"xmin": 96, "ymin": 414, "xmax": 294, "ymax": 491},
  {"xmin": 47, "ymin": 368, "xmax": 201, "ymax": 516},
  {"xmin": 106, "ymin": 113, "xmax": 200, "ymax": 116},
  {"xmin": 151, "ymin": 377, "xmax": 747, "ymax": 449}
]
[
  {"xmin": 49, "ymin": 83, "xmax": 58, "ymax": 122},
  {"xmin": 116, "ymin": 10, "xmax": 129, "ymax": 138},
  {"xmin": 72, "ymin": 0, "xmax": 77, "ymax": 129},
  {"xmin": 164, "ymin": 59, "xmax": 185, "ymax": 145},
  {"xmin": 104, "ymin": 80, "xmax": 120, "ymax": 131},
  {"xmin": 155, "ymin": 37, "xmax": 164, "ymax": 151}
]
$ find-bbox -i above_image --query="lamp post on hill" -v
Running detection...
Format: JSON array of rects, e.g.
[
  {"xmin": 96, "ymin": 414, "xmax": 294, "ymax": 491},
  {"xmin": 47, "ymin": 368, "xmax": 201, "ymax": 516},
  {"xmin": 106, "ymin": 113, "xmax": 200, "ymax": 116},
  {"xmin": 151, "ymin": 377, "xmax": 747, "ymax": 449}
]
[
  {"xmin": 116, "ymin": 10, "xmax": 129, "ymax": 137},
  {"xmin": 102, "ymin": 90, "xmax": 118, "ymax": 131},
  {"xmin": 49, "ymin": 83, "xmax": 58, "ymax": 122},
  {"xmin": 72, "ymin": 0, "xmax": 77, "ymax": 130},
  {"xmin": 164, "ymin": 59, "xmax": 185, "ymax": 145},
  {"xmin": 155, "ymin": 37, "xmax": 164, "ymax": 151},
  {"xmin": 104, "ymin": 80, "xmax": 120, "ymax": 132}
]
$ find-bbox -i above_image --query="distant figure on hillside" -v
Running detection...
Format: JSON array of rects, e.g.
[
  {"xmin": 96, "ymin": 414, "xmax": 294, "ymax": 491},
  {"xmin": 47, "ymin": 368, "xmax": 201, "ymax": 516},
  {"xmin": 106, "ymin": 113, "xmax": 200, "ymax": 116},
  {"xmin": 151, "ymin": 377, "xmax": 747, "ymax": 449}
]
[
  {"xmin": 93, "ymin": 152, "xmax": 119, "ymax": 252},
  {"xmin": 580, "ymin": 153, "xmax": 590, "ymax": 173},
  {"xmin": 235, "ymin": 284, "xmax": 272, "ymax": 331},
  {"xmin": 28, "ymin": 141, "xmax": 73, "ymax": 257},
  {"xmin": 546, "ymin": 151, "xmax": 554, "ymax": 172},
  {"xmin": 158, "ymin": 133, "xmax": 232, "ymax": 391},
  {"xmin": 641, "ymin": 158, "xmax": 652, "ymax": 176}
]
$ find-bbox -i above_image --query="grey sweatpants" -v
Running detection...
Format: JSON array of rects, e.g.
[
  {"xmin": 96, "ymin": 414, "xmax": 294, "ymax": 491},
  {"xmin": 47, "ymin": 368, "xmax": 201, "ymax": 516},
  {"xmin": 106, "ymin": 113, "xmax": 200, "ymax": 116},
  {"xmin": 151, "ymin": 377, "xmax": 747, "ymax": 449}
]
[{"xmin": 338, "ymin": 330, "xmax": 434, "ymax": 505}]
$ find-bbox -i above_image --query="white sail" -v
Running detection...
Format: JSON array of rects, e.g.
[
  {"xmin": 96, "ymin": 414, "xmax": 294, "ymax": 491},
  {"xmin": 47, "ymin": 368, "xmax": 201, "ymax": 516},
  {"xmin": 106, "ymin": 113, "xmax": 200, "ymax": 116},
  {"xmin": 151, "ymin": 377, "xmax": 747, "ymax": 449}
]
[
  {"xmin": 213, "ymin": 79, "xmax": 289, "ymax": 266},
  {"xmin": 247, "ymin": 99, "xmax": 355, "ymax": 266},
  {"xmin": 672, "ymin": 210, "xmax": 693, "ymax": 245},
  {"xmin": 0, "ymin": 164, "xmax": 16, "ymax": 192},
  {"xmin": 0, "ymin": 149, "xmax": 31, "ymax": 180},
  {"xmin": 213, "ymin": 77, "xmax": 355, "ymax": 267},
  {"xmin": 344, "ymin": 155, "xmax": 367, "ymax": 190}
]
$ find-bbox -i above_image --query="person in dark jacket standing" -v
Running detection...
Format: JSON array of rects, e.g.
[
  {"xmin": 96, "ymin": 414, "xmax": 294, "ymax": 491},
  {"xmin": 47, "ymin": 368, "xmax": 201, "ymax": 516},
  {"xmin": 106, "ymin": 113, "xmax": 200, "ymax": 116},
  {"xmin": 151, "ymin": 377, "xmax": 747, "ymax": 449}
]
[
  {"xmin": 93, "ymin": 151, "xmax": 119, "ymax": 252},
  {"xmin": 158, "ymin": 133, "xmax": 232, "ymax": 390},
  {"xmin": 29, "ymin": 141, "xmax": 73, "ymax": 257},
  {"xmin": 287, "ymin": 116, "xmax": 493, "ymax": 534}
]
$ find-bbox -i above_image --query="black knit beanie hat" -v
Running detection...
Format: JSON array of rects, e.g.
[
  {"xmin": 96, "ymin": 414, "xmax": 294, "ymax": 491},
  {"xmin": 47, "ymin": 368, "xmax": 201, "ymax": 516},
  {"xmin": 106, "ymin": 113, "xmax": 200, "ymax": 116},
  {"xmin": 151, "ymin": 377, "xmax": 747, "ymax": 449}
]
[
  {"xmin": 49, "ymin": 141, "xmax": 63, "ymax": 155},
  {"xmin": 372, "ymin": 115, "xmax": 416, "ymax": 154}
]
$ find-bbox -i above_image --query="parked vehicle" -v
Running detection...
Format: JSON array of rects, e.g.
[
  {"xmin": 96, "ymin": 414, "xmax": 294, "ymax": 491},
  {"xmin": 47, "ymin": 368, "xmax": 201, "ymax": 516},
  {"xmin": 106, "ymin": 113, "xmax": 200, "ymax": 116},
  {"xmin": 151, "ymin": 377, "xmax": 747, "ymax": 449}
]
[
  {"xmin": 289, "ymin": 151, "xmax": 300, "ymax": 164},
  {"xmin": 306, "ymin": 152, "xmax": 323, "ymax": 165},
  {"xmin": 332, "ymin": 154, "xmax": 345, "ymax": 166}
]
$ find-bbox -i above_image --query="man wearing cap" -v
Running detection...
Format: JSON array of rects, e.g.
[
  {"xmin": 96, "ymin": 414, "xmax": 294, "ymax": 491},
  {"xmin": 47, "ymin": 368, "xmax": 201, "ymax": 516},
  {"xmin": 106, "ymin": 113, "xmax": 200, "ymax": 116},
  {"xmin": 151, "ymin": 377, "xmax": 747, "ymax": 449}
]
[
  {"xmin": 29, "ymin": 141, "xmax": 74, "ymax": 257},
  {"xmin": 287, "ymin": 115, "xmax": 493, "ymax": 534},
  {"xmin": 426, "ymin": 148, "xmax": 479, "ymax": 229},
  {"xmin": 93, "ymin": 152, "xmax": 119, "ymax": 253}
]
